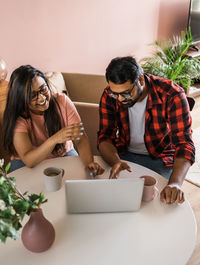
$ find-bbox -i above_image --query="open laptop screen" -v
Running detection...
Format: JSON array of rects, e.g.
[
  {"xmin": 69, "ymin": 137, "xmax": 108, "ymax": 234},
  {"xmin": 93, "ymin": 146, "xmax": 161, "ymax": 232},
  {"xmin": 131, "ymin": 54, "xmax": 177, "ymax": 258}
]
[{"xmin": 65, "ymin": 178, "xmax": 144, "ymax": 213}]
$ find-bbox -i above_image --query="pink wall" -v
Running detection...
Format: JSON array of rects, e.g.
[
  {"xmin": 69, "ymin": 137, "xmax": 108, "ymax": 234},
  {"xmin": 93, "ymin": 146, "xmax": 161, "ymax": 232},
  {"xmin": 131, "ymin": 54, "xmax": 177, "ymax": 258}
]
[
  {"xmin": 157, "ymin": 0, "xmax": 190, "ymax": 40},
  {"xmin": 0, "ymin": 0, "xmax": 190, "ymax": 77}
]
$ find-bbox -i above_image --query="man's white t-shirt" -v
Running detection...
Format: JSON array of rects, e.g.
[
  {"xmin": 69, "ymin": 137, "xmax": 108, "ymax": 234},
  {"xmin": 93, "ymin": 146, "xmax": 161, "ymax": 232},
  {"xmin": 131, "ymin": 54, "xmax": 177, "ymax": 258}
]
[{"xmin": 128, "ymin": 96, "xmax": 149, "ymax": 155}]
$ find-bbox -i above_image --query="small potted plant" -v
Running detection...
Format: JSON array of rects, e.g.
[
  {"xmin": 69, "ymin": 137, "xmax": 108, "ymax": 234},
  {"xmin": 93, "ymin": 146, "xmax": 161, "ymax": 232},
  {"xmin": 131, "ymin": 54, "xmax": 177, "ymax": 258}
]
[{"xmin": 0, "ymin": 159, "xmax": 55, "ymax": 253}]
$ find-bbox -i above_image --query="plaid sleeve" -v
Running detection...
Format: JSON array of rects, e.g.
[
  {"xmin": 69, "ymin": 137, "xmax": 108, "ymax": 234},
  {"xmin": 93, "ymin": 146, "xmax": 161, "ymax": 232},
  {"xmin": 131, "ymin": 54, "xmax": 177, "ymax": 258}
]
[
  {"xmin": 167, "ymin": 91, "xmax": 195, "ymax": 164},
  {"xmin": 97, "ymin": 89, "xmax": 118, "ymax": 148}
]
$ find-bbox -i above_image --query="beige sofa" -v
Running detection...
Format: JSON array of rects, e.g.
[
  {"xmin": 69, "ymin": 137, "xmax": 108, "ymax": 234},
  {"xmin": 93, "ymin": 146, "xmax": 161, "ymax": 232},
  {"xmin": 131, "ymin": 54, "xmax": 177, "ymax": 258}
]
[
  {"xmin": 62, "ymin": 73, "xmax": 107, "ymax": 104},
  {"xmin": 1, "ymin": 71, "xmax": 195, "ymax": 162},
  {"xmin": 63, "ymin": 73, "xmax": 107, "ymax": 155}
]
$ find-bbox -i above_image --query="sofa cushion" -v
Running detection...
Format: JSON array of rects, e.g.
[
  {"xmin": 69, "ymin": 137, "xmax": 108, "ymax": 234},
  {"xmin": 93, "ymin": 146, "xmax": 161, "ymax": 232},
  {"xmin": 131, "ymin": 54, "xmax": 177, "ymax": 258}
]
[
  {"xmin": 62, "ymin": 73, "xmax": 107, "ymax": 104},
  {"xmin": 73, "ymin": 101, "xmax": 99, "ymax": 155},
  {"xmin": 45, "ymin": 72, "xmax": 68, "ymax": 95}
]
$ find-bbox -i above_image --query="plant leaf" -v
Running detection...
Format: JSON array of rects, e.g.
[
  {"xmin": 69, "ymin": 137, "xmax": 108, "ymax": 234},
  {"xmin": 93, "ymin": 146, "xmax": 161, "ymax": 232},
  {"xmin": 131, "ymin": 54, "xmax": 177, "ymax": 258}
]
[{"xmin": 5, "ymin": 163, "xmax": 11, "ymax": 173}]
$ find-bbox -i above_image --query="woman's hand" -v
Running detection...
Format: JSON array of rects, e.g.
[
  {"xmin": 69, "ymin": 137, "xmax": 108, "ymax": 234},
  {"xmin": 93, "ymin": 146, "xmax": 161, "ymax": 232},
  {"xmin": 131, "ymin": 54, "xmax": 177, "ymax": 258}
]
[
  {"xmin": 52, "ymin": 122, "xmax": 84, "ymax": 144},
  {"xmin": 86, "ymin": 162, "xmax": 105, "ymax": 177}
]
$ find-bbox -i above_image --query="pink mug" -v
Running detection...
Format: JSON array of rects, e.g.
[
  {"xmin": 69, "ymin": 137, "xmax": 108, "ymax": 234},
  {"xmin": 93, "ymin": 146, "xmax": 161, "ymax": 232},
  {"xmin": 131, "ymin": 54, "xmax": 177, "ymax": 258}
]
[{"xmin": 140, "ymin": 175, "xmax": 159, "ymax": 202}]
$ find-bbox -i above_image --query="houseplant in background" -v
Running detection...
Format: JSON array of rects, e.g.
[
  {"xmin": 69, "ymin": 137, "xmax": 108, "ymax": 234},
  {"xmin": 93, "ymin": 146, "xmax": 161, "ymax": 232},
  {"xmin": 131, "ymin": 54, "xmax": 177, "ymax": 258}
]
[
  {"xmin": 0, "ymin": 159, "xmax": 55, "ymax": 253},
  {"xmin": 140, "ymin": 30, "xmax": 200, "ymax": 95}
]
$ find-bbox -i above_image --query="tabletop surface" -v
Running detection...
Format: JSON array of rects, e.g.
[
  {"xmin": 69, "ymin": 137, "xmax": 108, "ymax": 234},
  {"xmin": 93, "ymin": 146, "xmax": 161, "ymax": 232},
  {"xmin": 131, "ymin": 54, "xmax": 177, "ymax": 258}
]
[{"xmin": 0, "ymin": 156, "xmax": 197, "ymax": 265}]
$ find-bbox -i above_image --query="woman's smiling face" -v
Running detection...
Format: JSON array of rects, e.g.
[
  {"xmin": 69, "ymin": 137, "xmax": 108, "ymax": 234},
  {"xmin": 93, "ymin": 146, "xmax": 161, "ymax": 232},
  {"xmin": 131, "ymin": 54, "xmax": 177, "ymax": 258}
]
[{"xmin": 29, "ymin": 76, "xmax": 51, "ymax": 115}]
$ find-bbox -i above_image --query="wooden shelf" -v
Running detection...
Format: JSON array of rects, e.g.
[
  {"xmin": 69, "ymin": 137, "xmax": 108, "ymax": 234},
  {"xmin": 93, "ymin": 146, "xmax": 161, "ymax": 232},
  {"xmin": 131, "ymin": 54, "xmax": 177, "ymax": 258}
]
[
  {"xmin": 186, "ymin": 50, "xmax": 200, "ymax": 58},
  {"xmin": 186, "ymin": 44, "xmax": 200, "ymax": 58},
  {"xmin": 187, "ymin": 83, "xmax": 200, "ymax": 98}
]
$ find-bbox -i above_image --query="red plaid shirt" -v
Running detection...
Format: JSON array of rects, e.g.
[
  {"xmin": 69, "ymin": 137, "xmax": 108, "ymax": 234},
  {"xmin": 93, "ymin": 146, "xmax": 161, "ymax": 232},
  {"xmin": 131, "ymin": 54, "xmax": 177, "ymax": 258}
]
[{"xmin": 97, "ymin": 74, "xmax": 195, "ymax": 166}]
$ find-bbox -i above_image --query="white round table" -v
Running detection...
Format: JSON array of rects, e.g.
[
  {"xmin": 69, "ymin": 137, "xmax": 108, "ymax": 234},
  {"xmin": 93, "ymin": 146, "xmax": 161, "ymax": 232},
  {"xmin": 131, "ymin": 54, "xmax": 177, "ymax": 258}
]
[{"xmin": 0, "ymin": 156, "xmax": 197, "ymax": 265}]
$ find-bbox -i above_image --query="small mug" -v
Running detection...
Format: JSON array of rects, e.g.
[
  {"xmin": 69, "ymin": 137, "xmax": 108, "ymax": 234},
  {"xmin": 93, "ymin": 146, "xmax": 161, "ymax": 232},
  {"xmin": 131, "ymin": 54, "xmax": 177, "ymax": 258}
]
[
  {"xmin": 140, "ymin": 175, "xmax": 159, "ymax": 202},
  {"xmin": 43, "ymin": 167, "xmax": 65, "ymax": 192}
]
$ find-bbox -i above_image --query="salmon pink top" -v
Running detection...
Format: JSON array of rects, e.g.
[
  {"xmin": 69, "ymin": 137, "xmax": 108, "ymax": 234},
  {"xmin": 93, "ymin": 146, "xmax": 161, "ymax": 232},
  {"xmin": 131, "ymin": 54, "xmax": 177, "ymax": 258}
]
[{"xmin": 13, "ymin": 93, "xmax": 81, "ymax": 160}]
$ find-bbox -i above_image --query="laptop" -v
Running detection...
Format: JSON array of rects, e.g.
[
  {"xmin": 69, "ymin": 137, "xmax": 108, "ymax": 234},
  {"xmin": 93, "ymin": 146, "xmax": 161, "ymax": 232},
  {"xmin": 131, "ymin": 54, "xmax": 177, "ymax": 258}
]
[{"xmin": 65, "ymin": 178, "xmax": 144, "ymax": 213}]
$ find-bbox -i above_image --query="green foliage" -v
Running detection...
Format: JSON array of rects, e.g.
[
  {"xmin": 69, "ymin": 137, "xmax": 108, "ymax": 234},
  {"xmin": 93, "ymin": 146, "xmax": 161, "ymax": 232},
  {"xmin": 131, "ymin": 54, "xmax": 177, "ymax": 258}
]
[
  {"xmin": 0, "ymin": 159, "xmax": 47, "ymax": 243},
  {"xmin": 141, "ymin": 29, "xmax": 200, "ymax": 92}
]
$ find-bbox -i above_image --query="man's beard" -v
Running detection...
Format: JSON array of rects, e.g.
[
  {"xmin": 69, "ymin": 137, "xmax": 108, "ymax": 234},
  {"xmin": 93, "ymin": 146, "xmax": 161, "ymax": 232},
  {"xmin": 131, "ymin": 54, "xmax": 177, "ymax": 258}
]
[{"xmin": 121, "ymin": 89, "xmax": 143, "ymax": 108}]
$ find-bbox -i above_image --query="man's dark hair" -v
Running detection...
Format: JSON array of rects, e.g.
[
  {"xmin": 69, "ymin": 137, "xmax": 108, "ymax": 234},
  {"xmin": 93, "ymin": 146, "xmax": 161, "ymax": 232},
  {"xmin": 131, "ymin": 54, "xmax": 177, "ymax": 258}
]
[{"xmin": 105, "ymin": 56, "xmax": 143, "ymax": 84}]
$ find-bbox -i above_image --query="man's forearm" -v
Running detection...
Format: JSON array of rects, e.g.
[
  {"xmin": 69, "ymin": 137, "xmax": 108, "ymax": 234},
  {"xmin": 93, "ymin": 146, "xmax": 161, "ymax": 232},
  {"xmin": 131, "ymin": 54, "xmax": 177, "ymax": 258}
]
[
  {"xmin": 99, "ymin": 141, "xmax": 121, "ymax": 166},
  {"xmin": 168, "ymin": 157, "xmax": 191, "ymax": 186}
]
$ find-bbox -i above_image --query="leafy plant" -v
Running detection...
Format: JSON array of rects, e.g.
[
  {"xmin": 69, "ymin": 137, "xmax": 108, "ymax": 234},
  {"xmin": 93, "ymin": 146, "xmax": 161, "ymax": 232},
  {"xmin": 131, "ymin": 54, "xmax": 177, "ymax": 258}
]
[
  {"xmin": 0, "ymin": 159, "xmax": 47, "ymax": 243},
  {"xmin": 141, "ymin": 30, "xmax": 200, "ymax": 92}
]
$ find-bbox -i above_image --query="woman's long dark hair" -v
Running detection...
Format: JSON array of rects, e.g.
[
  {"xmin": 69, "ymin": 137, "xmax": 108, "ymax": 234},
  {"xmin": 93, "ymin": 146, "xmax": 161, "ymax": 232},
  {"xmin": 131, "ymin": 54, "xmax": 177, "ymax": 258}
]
[{"xmin": 3, "ymin": 65, "xmax": 65, "ymax": 156}]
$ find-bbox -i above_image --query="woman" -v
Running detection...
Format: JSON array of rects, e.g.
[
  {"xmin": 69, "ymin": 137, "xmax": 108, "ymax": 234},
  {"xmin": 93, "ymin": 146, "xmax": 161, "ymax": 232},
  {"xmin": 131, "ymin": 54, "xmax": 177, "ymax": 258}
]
[{"xmin": 3, "ymin": 65, "xmax": 104, "ymax": 176}]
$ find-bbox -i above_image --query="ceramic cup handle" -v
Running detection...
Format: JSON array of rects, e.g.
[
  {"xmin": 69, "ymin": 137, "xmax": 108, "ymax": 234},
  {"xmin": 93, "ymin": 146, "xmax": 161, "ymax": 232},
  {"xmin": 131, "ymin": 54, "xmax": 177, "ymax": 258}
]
[
  {"xmin": 60, "ymin": 168, "xmax": 65, "ymax": 178},
  {"xmin": 154, "ymin": 186, "xmax": 159, "ymax": 198}
]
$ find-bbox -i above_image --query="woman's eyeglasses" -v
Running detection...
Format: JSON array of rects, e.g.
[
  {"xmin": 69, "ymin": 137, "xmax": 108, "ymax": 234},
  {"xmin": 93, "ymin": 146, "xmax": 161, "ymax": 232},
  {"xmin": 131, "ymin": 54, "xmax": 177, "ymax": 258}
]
[{"xmin": 31, "ymin": 85, "xmax": 49, "ymax": 101}]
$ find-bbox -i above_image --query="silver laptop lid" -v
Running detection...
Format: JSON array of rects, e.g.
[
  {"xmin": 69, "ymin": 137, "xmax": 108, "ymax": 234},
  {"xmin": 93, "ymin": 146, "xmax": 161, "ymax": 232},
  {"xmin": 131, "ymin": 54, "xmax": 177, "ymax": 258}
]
[{"xmin": 65, "ymin": 178, "xmax": 144, "ymax": 214}]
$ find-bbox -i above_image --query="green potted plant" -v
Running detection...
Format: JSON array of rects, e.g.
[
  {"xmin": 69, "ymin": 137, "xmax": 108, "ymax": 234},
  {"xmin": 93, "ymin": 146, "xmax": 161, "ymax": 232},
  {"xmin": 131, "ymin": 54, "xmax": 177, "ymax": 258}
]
[
  {"xmin": 0, "ymin": 159, "xmax": 55, "ymax": 252},
  {"xmin": 140, "ymin": 30, "xmax": 200, "ymax": 95}
]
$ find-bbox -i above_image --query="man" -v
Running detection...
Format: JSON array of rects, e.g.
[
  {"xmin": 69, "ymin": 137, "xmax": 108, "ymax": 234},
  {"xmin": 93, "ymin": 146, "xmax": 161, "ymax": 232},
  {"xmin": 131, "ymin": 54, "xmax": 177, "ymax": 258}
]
[{"xmin": 97, "ymin": 56, "xmax": 195, "ymax": 204}]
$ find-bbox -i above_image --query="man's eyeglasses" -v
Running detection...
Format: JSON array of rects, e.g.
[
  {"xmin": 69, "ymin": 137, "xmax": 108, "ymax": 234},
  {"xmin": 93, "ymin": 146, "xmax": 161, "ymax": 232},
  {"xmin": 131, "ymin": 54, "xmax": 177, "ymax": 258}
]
[
  {"xmin": 108, "ymin": 81, "xmax": 139, "ymax": 100},
  {"xmin": 31, "ymin": 84, "xmax": 49, "ymax": 101}
]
